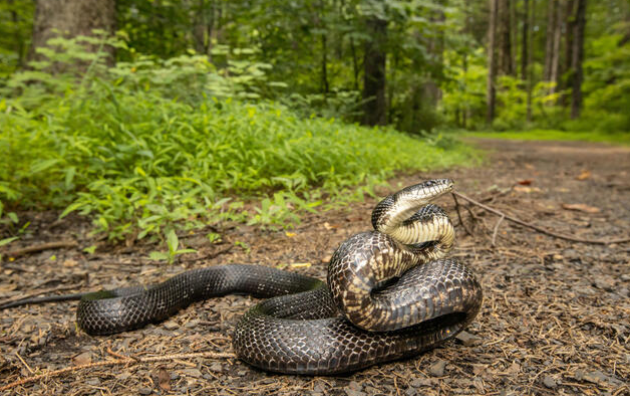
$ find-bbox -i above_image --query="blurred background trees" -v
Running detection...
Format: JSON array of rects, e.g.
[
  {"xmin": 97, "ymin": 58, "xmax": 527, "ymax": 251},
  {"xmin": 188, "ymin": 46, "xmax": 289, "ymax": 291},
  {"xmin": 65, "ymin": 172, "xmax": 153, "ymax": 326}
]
[{"xmin": 1, "ymin": 0, "xmax": 628, "ymax": 133}]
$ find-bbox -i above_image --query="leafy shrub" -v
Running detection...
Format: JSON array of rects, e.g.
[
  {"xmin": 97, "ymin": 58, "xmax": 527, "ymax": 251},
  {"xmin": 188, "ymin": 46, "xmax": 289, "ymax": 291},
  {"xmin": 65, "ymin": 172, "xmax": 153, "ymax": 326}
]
[{"xmin": 0, "ymin": 34, "xmax": 477, "ymax": 241}]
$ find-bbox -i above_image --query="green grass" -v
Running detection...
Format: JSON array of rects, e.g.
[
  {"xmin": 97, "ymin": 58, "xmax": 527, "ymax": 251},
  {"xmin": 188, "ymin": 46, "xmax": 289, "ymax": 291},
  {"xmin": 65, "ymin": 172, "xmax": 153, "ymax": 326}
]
[
  {"xmin": 0, "ymin": 92, "xmax": 478, "ymax": 241},
  {"xmin": 0, "ymin": 40, "xmax": 478, "ymax": 244},
  {"xmin": 461, "ymin": 129, "xmax": 630, "ymax": 145}
]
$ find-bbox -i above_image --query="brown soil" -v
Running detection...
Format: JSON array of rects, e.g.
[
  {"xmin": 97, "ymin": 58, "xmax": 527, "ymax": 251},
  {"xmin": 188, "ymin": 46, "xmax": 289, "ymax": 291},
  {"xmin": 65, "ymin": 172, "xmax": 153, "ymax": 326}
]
[{"xmin": 1, "ymin": 138, "xmax": 629, "ymax": 396}]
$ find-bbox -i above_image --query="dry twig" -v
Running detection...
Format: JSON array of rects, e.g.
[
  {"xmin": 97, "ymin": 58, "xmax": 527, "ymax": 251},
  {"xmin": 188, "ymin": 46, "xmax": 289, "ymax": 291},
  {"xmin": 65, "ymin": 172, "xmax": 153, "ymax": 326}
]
[
  {"xmin": 451, "ymin": 193, "xmax": 473, "ymax": 236},
  {"xmin": 0, "ymin": 350, "xmax": 236, "ymax": 392},
  {"xmin": 4, "ymin": 241, "xmax": 78, "ymax": 258},
  {"xmin": 453, "ymin": 191, "xmax": 630, "ymax": 245},
  {"xmin": 491, "ymin": 215, "xmax": 505, "ymax": 247}
]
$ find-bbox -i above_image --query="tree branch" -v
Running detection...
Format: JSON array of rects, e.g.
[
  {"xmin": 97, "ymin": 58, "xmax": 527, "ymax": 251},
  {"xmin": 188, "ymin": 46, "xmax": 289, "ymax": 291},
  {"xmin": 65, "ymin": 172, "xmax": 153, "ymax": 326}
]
[
  {"xmin": 0, "ymin": 350, "xmax": 236, "ymax": 392},
  {"xmin": 452, "ymin": 191, "xmax": 630, "ymax": 245}
]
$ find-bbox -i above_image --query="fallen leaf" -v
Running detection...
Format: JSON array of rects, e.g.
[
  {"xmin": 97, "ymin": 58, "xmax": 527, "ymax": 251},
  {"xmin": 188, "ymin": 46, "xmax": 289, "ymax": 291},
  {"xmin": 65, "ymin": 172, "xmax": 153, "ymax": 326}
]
[
  {"xmin": 290, "ymin": 262, "xmax": 311, "ymax": 268},
  {"xmin": 504, "ymin": 362, "xmax": 521, "ymax": 376},
  {"xmin": 285, "ymin": 232, "xmax": 296, "ymax": 238},
  {"xmin": 577, "ymin": 170, "xmax": 591, "ymax": 180},
  {"xmin": 72, "ymin": 352, "xmax": 92, "ymax": 366},
  {"xmin": 0, "ymin": 284, "xmax": 17, "ymax": 293},
  {"xmin": 156, "ymin": 368, "xmax": 171, "ymax": 391},
  {"xmin": 513, "ymin": 186, "xmax": 542, "ymax": 193},
  {"xmin": 517, "ymin": 179, "xmax": 533, "ymax": 185},
  {"xmin": 323, "ymin": 222, "xmax": 340, "ymax": 230},
  {"xmin": 63, "ymin": 259, "xmax": 78, "ymax": 267},
  {"xmin": 562, "ymin": 203, "xmax": 600, "ymax": 214}
]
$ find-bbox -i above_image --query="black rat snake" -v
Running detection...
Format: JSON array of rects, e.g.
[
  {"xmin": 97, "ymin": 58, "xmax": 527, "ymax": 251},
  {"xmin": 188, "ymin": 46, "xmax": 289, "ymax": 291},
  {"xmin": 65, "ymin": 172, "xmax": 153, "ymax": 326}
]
[{"xmin": 2, "ymin": 179, "xmax": 482, "ymax": 375}]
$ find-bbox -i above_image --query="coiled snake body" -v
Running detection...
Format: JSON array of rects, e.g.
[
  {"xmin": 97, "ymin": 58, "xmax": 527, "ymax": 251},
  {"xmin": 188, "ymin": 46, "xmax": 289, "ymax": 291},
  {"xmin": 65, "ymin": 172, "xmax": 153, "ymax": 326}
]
[{"xmin": 65, "ymin": 180, "xmax": 482, "ymax": 374}]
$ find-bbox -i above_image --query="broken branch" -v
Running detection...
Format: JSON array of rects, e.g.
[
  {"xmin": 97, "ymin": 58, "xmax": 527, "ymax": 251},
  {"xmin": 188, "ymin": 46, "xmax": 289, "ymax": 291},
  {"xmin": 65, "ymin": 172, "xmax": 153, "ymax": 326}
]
[{"xmin": 452, "ymin": 191, "xmax": 630, "ymax": 245}]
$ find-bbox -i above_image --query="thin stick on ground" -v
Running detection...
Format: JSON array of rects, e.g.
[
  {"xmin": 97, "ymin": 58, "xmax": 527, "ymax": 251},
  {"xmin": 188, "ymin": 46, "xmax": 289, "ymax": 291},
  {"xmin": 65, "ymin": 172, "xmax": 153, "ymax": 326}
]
[
  {"xmin": 0, "ymin": 350, "xmax": 236, "ymax": 392},
  {"xmin": 4, "ymin": 240, "xmax": 78, "ymax": 258},
  {"xmin": 453, "ymin": 191, "xmax": 630, "ymax": 245},
  {"xmin": 491, "ymin": 214, "xmax": 505, "ymax": 247},
  {"xmin": 452, "ymin": 193, "xmax": 474, "ymax": 236}
]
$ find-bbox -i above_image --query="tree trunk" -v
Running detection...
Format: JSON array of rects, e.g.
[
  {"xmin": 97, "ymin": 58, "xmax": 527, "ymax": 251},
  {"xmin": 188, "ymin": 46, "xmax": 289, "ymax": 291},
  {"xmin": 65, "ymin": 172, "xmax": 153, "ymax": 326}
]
[
  {"xmin": 526, "ymin": 0, "xmax": 536, "ymax": 122},
  {"xmin": 30, "ymin": 0, "xmax": 116, "ymax": 69},
  {"xmin": 322, "ymin": 33, "xmax": 329, "ymax": 94},
  {"xmin": 619, "ymin": 0, "xmax": 630, "ymax": 47},
  {"xmin": 487, "ymin": 0, "xmax": 499, "ymax": 123},
  {"xmin": 520, "ymin": 0, "xmax": 529, "ymax": 81},
  {"xmin": 362, "ymin": 17, "xmax": 387, "ymax": 126},
  {"xmin": 562, "ymin": 0, "xmax": 576, "ymax": 106},
  {"xmin": 350, "ymin": 37, "xmax": 360, "ymax": 91},
  {"xmin": 510, "ymin": 0, "xmax": 518, "ymax": 77},
  {"xmin": 570, "ymin": 0, "xmax": 587, "ymax": 119},
  {"xmin": 192, "ymin": 0, "xmax": 215, "ymax": 60},
  {"xmin": 497, "ymin": 0, "xmax": 513, "ymax": 76},
  {"xmin": 550, "ymin": 0, "xmax": 564, "ymax": 96},
  {"xmin": 543, "ymin": 0, "xmax": 558, "ymax": 81}
]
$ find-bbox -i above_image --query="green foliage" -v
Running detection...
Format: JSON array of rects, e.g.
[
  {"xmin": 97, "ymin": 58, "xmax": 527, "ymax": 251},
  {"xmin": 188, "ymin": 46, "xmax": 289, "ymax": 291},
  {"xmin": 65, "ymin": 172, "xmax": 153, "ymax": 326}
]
[
  {"xmin": 0, "ymin": 0, "xmax": 33, "ymax": 77},
  {"xmin": 149, "ymin": 229, "xmax": 197, "ymax": 265},
  {"xmin": 0, "ymin": 34, "xmax": 477, "ymax": 242},
  {"xmin": 578, "ymin": 34, "xmax": 630, "ymax": 132},
  {"xmin": 462, "ymin": 129, "xmax": 630, "ymax": 145}
]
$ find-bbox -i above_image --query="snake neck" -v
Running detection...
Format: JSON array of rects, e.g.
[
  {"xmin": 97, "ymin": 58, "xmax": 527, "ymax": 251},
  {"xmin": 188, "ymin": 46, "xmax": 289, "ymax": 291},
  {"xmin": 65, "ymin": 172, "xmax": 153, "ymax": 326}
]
[{"xmin": 328, "ymin": 180, "xmax": 457, "ymax": 332}]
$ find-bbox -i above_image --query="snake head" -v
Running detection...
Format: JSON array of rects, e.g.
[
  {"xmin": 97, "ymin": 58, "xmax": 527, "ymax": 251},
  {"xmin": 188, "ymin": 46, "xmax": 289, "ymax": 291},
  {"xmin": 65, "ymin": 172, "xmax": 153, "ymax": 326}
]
[
  {"xmin": 402, "ymin": 179, "xmax": 454, "ymax": 200},
  {"xmin": 372, "ymin": 179, "xmax": 454, "ymax": 232}
]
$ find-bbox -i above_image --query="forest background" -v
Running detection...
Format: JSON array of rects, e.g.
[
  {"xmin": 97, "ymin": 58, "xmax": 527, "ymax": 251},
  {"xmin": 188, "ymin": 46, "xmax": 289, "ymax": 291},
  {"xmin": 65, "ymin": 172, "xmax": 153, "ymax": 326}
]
[{"xmin": 0, "ymin": 0, "xmax": 628, "ymax": 248}]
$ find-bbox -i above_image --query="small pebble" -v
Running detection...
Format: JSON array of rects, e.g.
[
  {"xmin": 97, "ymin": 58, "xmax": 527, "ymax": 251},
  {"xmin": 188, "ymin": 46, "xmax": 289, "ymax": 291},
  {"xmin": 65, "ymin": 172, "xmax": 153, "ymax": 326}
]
[
  {"xmin": 163, "ymin": 321, "xmax": 179, "ymax": 330},
  {"xmin": 181, "ymin": 368, "xmax": 202, "ymax": 378},
  {"xmin": 409, "ymin": 378, "xmax": 431, "ymax": 387},
  {"xmin": 428, "ymin": 360, "xmax": 446, "ymax": 377},
  {"xmin": 138, "ymin": 388, "xmax": 152, "ymax": 395},
  {"xmin": 542, "ymin": 376, "xmax": 557, "ymax": 388},
  {"xmin": 456, "ymin": 331, "xmax": 481, "ymax": 346}
]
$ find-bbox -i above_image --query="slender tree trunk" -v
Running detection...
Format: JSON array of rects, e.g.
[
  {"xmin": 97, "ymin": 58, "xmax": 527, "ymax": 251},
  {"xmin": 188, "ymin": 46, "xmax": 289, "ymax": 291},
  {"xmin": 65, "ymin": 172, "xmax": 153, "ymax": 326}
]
[
  {"xmin": 619, "ymin": 0, "xmax": 630, "ymax": 46},
  {"xmin": 350, "ymin": 37, "xmax": 360, "ymax": 91},
  {"xmin": 193, "ymin": 0, "xmax": 215, "ymax": 60},
  {"xmin": 487, "ymin": 0, "xmax": 499, "ymax": 123},
  {"xmin": 562, "ymin": 0, "xmax": 576, "ymax": 106},
  {"xmin": 425, "ymin": 0, "xmax": 446, "ymax": 104},
  {"xmin": 8, "ymin": 0, "xmax": 25, "ymax": 68},
  {"xmin": 362, "ymin": 17, "xmax": 387, "ymax": 126},
  {"xmin": 543, "ymin": 0, "xmax": 558, "ymax": 81},
  {"xmin": 550, "ymin": 0, "xmax": 564, "ymax": 96},
  {"xmin": 497, "ymin": 0, "xmax": 513, "ymax": 76},
  {"xmin": 526, "ymin": 0, "xmax": 536, "ymax": 122},
  {"xmin": 30, "ymin": 0, "xmax": 116, "ymax": 70},
  {"xmin": 521, "ymin": 0, "xmax": 529, "ymax": 81},
  {"xmin": 322, "ymin": 33, "xmax": 329, "ymax": 94},
  {"xmin": 510, "ymin": 0, "xmax": 518, "ymax": 76},
  {"xmin": 463, "ymin": 52, "xmax": 469, "ymax": 128},
  {"xmin": 570, "ymin": 0, "xmax": 587, "ymax": 119}
]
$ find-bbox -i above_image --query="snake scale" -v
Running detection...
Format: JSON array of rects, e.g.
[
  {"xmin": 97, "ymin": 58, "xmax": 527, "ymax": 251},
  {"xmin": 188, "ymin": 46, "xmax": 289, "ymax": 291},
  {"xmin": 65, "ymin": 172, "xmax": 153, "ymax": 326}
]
[{"xmin": 7, "ymin": 179, "xmax": 483, "ymax": 375}]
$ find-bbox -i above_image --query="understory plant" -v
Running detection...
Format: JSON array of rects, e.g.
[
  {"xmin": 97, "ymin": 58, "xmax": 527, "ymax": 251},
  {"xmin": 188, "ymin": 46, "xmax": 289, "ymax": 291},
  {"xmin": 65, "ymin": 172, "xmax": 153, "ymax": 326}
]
[{"xmin": 0, "ymin": 34, "xmax": 478, "ymax": 243}]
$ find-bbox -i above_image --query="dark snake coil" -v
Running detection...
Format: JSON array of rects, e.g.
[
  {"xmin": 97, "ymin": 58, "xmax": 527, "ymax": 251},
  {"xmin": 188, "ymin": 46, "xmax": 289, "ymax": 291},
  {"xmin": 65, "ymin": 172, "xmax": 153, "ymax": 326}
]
[{"xmin": 76, "ymin": 179, "xmax": 482, "ymax": 375}]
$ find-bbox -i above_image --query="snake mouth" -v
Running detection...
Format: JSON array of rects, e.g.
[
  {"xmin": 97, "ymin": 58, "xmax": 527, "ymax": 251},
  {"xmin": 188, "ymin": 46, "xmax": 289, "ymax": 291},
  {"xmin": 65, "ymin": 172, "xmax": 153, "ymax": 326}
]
[{"xmin": 419, "ymin": 178, "xmax": 454, "ymax": 199}]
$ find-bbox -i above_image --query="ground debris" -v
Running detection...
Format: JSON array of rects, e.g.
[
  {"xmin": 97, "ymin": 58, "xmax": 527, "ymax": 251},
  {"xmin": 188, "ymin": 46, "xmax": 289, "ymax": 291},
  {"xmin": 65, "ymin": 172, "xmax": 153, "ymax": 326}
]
[{"xmin": 1, "ymin": 139, "xmax": 629, "ymax": 395}]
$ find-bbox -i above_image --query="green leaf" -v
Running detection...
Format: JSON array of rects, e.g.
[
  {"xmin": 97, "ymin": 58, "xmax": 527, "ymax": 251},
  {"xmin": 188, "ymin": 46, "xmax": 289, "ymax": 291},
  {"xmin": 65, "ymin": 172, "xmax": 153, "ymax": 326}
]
[
  {"xmin": 30, "ymin": 159, "xmax": 60, "ymax": 174},
  {"xmin": 166, "ymin": 229, "xmax": 179, "ymax": 251},
  {"xmin": 8, "ymin": 212, "xmax": 18, "ymax": 224},
  {"xmin": 149, "ymin": 251, "xmax": 168, "ymax": 261},
  {"xmin": 0, "ymin": 237, "xmax": 19, "ymax": 247},
  {"xmin": 175, "ymin": 249, "xmax": 197, "ymax": 255},
  {"xmin": 83, "ymin": 245, "xmax": 97, "ymax": 254}
]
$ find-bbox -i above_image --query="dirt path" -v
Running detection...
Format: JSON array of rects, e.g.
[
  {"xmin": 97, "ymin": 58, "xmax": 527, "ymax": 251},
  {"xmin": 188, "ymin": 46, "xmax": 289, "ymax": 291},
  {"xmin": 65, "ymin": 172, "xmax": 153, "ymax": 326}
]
[{"xmin": 1, "ymin": 138, "xmax": 629, "ymax": 395}]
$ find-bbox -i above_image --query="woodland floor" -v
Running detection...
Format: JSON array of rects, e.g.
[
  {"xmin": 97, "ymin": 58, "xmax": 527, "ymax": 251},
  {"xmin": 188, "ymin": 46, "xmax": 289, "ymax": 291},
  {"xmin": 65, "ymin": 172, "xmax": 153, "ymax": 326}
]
[{"xmin": 1, "ymin": 138, "xmax": 629, "ymax": 396}]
